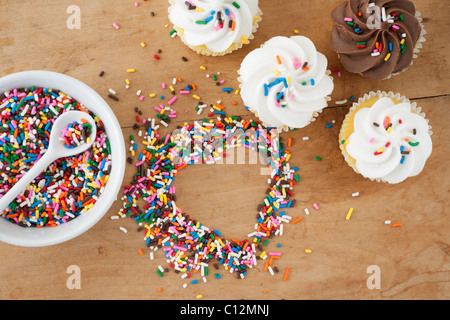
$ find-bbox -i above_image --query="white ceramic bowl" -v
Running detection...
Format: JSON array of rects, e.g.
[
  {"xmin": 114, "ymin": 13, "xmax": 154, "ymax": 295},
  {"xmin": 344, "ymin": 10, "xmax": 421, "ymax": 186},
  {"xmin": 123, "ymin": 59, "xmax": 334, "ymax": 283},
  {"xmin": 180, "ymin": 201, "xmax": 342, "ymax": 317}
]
[{"xmin": 0, "ymin": 71, "xmax": 126, "ymax": 247}]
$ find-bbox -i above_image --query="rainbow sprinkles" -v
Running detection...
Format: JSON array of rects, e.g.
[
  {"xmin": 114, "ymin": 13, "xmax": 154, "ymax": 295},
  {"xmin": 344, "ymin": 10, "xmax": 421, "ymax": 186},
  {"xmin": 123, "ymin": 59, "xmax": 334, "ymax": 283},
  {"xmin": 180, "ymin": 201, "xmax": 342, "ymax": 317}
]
[{"xmin": 119, "ymin": 116, "xmax": 300, "ymax": 280}]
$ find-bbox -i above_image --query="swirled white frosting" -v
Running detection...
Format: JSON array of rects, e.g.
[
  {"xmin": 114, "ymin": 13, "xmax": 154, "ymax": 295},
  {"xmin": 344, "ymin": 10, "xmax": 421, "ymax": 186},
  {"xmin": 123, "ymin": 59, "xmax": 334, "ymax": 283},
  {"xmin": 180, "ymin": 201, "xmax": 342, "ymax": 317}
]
[
  {"xmin": 238, "ymin": 36, "xmax": 334, "ymax": 129},
  {"xmin": 168, "ymin": 0, "xmax": 260, "ymax": 53},
  {"xmin": 345, "ymin": 97, "xmax": 432, "ymax": 184}
]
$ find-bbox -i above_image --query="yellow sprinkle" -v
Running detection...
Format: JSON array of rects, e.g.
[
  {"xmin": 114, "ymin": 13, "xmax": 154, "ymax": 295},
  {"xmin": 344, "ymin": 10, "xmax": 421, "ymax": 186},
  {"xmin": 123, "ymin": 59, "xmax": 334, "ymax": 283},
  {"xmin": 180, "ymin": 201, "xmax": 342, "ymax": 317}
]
[
  {"xmin": 195, "ymin": 7, "xmax": 203, "ymax": 12},
  {"xmin": 377, "ymin": 148, "xmax": 384, "ymax": 153},
  {"xmin": 384, "ymin": 53, "xmax": 391, "ymax": 62},
  {"xmin": 149, "ymin": 93, "xmax": 156, "ymax": 98},
  {"xmin": 287, "ymin": 76, "xmax": 291, "ymax": 85},
  {"xmin": 294, "ymin": 29, "xmax": 299, "ymax": 34},
  {"xmin": 305, "ymin": 249, "xmax": 312, "ymax": 254},
  {"xmin": 127, "ymin": 69, "xmax": 135, "ymax": 73},
  {"xmin": 125, "ymin": 79, "xmax": 131, "ymax": 85},
  {"xmin": 141, "ymin": 42, "xmax": 146, "ymax": 47},
  {"xmin": 192, "ymin": 94, "xmax": 201, "ymax": 100},
  {"xmin": 200, "ymin": 65, "xmax": 206, "ymax": 70},
  {"xmin": 274, "ymin": 69, "xmax": 280, "ymax": 76},
  {"xmin": 400, "ymin": 39, "xmax": 405, "ymax": 45},
  {"xmin": 260, "ymin": 251, "xmax": 267, "ymax": 258},
  {"xmin": 164, "ymin": 24, "xmax": 168, "ymax": 28},
  {"xmin": 285, "ymin": 153, "xmax": 291, "ymax": 162},
  {"xmin": 196, "ymin": 295, "xmax": 203, "ymax": 299},
  {"xmin": 241, "ymin": 36, "xmax": 249, "ymax": 44},
  {"xmin": 235, "ymin": 89, "xmax": 240, "ymax": 95},
  {"xmin": 387, "ymin": 126, "xmax": 392, "ymax": 134},
  {"xmin": 346, "ymin": 208, "xmax": 354, "ymax": 221}
]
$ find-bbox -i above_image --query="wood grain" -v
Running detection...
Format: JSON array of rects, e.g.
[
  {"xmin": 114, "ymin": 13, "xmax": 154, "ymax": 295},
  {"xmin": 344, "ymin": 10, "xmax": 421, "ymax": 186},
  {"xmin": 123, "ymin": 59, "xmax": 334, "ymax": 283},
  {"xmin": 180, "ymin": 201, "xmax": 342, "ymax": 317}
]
[{"xmin": 0, "ymin": 0, "xmax": 449, "ymax": 300}]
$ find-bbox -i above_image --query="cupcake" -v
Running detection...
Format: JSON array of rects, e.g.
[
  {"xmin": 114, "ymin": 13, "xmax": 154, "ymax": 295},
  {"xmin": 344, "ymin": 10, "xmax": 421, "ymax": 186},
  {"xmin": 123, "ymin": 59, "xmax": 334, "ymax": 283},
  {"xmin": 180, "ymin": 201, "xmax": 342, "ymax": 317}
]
[
  {"xmin": 339, "ymin": 91, "xmax": 432, "ymax": 184},
  {"xmin": 168, "ymin": 0, "xmax": 262, "ymax": 56},
  {"xmin": 330, "ymin": 0, "xmax": 426, "ymax": 80},
  {"xmin": 238, "ymin": 36, "xmax": 334, "ymax": 131}
]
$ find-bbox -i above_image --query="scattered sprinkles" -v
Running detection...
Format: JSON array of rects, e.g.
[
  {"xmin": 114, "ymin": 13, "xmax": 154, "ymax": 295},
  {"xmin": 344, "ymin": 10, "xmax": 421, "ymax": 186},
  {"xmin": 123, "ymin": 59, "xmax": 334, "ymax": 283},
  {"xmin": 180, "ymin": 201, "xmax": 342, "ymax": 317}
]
[{"xmin": 117, "ymin": 111, "xmax": 300, "ymax": 280}]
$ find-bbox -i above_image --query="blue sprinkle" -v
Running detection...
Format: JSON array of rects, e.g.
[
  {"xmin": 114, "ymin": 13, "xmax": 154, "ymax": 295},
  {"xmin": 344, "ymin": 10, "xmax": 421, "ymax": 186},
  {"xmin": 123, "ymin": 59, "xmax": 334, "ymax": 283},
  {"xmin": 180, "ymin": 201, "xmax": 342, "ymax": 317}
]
[{"xmin": 276, "ymin": 92, "xmax": 284, "ymax": 100}]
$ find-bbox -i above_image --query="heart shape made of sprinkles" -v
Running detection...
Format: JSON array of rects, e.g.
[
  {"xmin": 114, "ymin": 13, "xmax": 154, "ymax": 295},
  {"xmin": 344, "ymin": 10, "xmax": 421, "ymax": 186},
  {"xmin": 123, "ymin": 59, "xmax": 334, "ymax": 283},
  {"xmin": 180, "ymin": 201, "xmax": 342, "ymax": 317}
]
[{"xmin": 118, "ymin": 116, "xmax": 299, "ymax": 280}]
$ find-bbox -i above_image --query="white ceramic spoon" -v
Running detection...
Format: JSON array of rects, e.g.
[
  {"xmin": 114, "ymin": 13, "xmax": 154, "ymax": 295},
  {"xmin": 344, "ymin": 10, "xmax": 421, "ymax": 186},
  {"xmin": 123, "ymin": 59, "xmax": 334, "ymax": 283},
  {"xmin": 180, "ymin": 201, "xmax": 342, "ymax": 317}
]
[{"xmin": 0, "ymin": 110, "xmax": 97, "ymax": 214}]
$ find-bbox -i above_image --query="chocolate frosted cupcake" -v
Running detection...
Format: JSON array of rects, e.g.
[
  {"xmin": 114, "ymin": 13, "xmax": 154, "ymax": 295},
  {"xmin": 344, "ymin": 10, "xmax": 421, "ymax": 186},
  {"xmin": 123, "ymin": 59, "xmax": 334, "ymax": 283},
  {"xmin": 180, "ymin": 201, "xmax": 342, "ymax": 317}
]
[{"xmin": 331, "ymin": 0, "xmax": 426, "ymax": 80}]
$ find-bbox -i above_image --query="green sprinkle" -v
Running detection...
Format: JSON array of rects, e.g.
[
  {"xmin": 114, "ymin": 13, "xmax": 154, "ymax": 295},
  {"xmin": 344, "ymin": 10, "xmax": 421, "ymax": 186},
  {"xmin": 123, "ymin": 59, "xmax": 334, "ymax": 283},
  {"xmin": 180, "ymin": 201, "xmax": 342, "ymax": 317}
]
[
  {"xmin": 263, "ymin": 239, "xmax": 269, "ymax": 246},
  {"xmin": 315, "ymin": 156, "xmax": 322, "ymax": 162},
  {"xmin": 195, "ymin": 20, "xmax": 207, "ymax": 25},
  {"xmin": 157, "ymin": 270, "xmax": 164, "ymax": 277},
  {"xmin": 232, "ymin": 2, "xmax": 240, "ymax": 9},
  {"xmin": 408, "ymin": 141, "xmax": 420, "ymax": 147}
]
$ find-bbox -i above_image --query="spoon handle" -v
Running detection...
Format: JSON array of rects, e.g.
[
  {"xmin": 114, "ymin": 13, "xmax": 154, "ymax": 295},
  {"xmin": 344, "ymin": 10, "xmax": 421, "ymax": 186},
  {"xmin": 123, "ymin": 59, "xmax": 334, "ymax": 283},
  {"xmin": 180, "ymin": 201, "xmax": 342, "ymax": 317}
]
[{"xmin": 0, "ymin": 151, "xmax": 56, "ymax": 215}]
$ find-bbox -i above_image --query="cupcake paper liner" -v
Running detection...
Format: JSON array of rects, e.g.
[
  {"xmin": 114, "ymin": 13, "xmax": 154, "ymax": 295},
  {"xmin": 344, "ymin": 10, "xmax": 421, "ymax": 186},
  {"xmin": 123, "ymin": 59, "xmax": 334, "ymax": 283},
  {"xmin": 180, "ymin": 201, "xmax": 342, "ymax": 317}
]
[{"xmin": 339, "ymin": 90, "xmax": 433, "ymax": 183}]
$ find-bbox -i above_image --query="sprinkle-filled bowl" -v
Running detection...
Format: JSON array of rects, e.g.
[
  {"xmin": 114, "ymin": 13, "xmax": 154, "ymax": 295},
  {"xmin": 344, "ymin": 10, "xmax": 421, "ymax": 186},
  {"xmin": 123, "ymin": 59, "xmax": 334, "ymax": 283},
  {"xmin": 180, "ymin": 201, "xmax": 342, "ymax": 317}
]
[{"xmin": 0, "ymin": 71, "xmax": 126, "ymax": 247}]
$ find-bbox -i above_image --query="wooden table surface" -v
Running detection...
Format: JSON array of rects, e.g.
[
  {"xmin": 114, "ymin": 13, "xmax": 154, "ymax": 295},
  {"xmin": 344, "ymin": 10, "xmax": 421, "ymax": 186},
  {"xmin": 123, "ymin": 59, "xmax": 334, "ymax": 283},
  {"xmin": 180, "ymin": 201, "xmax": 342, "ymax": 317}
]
[{"xmin": 0, "ymin": 0, "xmax": 449, "ymax": 300}]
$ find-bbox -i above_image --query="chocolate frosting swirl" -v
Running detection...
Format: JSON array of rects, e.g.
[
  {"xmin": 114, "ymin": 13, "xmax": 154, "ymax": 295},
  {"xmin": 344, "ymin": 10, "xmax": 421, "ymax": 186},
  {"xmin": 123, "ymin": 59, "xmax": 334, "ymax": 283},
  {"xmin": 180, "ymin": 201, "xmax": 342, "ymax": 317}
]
[{"xmin": 331, "ymin": 0, "xmax": 422, "ymax": 80}]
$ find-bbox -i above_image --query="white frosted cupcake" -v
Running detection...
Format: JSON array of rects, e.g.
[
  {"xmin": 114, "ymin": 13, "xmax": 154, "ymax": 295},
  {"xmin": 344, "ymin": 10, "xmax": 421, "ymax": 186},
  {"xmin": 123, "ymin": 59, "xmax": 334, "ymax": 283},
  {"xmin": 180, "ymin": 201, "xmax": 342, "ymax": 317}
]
[
  {"xmin": 339, "ymin": 91, "xmax": 433, "ymax": 184},
  {"xmin": 168, "ymin": 0, "xmax": 262, "ymax": 56},
  {"xmin": 238, "ymin": 36, "xmax": 334, "ymax": 131}
]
